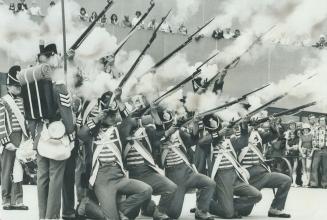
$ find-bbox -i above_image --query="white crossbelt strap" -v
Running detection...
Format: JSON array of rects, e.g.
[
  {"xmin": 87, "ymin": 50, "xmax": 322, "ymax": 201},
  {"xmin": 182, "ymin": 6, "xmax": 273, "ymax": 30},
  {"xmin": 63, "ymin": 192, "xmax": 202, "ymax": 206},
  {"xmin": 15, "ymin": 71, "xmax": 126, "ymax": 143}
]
[
  {"xmin": 2, "ymin": 94, "xmax": 27, "ymax": 136},
  {"xmin": 210, "ymin": 153, "xmax": 224, "ymax": 179},
  {"xmin": 127, "ymin": 140, "xmax": 164, "ymax": 175},
  {"xmin": 82, "ymin": 100, "xmax": 97, "ymax": 125}
]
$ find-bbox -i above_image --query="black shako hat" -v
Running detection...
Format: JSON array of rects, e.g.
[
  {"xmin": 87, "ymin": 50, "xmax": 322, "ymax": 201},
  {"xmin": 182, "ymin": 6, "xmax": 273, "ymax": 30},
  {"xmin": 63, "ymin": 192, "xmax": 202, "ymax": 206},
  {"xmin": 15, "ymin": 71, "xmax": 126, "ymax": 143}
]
[{"xmin": 7, "ymin": 65, "xmax": 21, "ymax": 86}]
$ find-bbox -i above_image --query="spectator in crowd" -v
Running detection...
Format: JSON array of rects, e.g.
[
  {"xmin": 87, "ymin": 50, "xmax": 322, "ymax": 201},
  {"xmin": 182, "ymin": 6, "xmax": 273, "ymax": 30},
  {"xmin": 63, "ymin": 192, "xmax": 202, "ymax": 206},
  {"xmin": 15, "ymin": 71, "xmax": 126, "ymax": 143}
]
[
  {"xmin": 308, "ymin": 114, "xmax": 318, "ymax": 130},
  {"xmin": 16, "ymin": 0, "xmax": 28, "ymax": 13},
  {"xmin": 299, "ymin": 124, "xmax": 313, "ymax": 187},
  {"xmin": 29, "ymin": 0, "xmax": 42, "ymax": 16},
  {"xmin": 312, "ymin": 35, "xmax": 327, "ymax": 49},
  {"xmin": 212, "ymin": 28, "xmax": 224, "ymax": 40},
  {"xmin": 100, "ymin": 14, "xmax": 107, "ymax": 27},
  {"xmin": 9, "ymin": 3, "xmax": 16, "ymax": 14},
  {"xmin": 160, "ymin": 20, "xmax": 172, "ymax": 33},
  {"xmin": 233, "ymin": 29, "xmax": 241, "ymax": 38},
  {"xmin": 147, "ymin": 18, "xmax": 157, "ymax": 30},
  {"xmin": 131, "ymin": 10, "xmax": 144, "ymax": 28},
  {"xmin": 286, "ymin": 131, "xmax": 301, "ymax": 187},
  {"xmin": 223, "ymin": 27, "xmax": 233, "ymax": 39},
  {"xmin": 89, "ymin": 11, "xmax": 98, "ymax": 23},
  {"xmin": 178, "ymin": 23, "xmax": 188, "ymax": 35},
  {"xmin": 121, "ymin": 15, "xmax": 132, "ymax": 28},
  {"xmin": 310, "ymin": 115, "xmax": 327, "ymax": 188},
  {"xmin": 49, "ymin": 1, "xmax": 55, "ymax": 7},
  {"xmin": 79, "ymin": 7, "xmax": 88, "ymax": 22},
  {"xmin": 110, "ymin": 13, "xmax": 118, "ymax": 25}
]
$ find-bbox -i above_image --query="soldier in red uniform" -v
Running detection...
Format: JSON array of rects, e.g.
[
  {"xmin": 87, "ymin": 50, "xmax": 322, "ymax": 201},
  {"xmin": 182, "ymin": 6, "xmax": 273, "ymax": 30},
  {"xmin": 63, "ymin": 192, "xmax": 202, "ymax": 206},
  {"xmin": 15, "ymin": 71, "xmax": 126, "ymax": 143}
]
[
  {"xmin": 17, "ymin": 42, "xmax": 75, "ymax": 220},
  {"xmin": 0, "ymin": 65, "xmax": 29, "ymax": 211}
]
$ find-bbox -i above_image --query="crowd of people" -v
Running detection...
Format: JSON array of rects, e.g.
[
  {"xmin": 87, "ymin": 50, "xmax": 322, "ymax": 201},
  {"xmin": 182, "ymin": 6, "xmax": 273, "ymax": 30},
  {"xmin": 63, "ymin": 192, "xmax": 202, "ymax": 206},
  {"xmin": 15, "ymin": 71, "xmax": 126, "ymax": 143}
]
[
  {"xmin": 79, "ymin": 7, "xmax": 188, "ymax": 35},
  {"xmin": 212, "ymin": 27, "xmax": 241, "ymax": 40},
  {"xmin": 264, "ymin": 115, "xmax": 327, "ymax": 189}
]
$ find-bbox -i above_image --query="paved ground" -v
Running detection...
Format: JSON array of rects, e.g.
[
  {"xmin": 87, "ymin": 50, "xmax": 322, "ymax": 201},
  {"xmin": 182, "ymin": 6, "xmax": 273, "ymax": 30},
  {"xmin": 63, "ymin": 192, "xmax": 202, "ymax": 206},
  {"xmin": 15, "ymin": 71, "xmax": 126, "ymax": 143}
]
[{"xmin": 0, "ymin": 186, "xmax": 326, "ymax": 220}]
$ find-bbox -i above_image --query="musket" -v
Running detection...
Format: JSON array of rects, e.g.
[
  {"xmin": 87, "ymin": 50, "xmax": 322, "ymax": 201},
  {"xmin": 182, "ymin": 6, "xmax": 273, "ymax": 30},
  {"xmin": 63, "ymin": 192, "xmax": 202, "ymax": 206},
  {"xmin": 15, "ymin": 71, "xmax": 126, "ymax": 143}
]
[
  {"xmin": 228, "ymin": 72, "xmax": 318, "ymax": 127},
  {"xmin": 118, "ymin": 9, "xmax": 172, "ymax": 88},
  {"xmin": 69, "ymin": 1, "xmax": 114, "ymax": 52},
  {"xmin": 111, "ymin": 0, "xmax": 155, "ymax": 57},
  {"xmin": 152, "ymin": 51, "xmax": 220, "ymax": 104},
  {"xmin": 180, "ymin": 83, "xmax": 270, "ymax": 127},
  {"xmin": 204, "ymin": 25, "xmax": 276, "ymax": 89},
  {"xmin": 139, "ymin": 52, "xmax": 220, "ymax": 116},
  {"xmin": 150, "ymin": 17, "xmax": 215, "ymax": 70},
  {"xmin": 250, "ymin": 101, "xmax": 317, "ymax": 126}
]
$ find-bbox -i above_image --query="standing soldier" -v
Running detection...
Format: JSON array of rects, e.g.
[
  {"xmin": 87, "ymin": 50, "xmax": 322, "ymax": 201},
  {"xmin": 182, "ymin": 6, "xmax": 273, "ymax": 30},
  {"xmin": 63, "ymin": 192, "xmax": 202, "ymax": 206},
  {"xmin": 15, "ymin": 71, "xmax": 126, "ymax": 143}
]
[
  {"xmin": 0, "ymin": 65, "xmax": 28, "ymax": 211},
  {"xmin": 157, "ymin": 110, "xmax": 216, "ymax": 220},
  {"xmin": 17, "ymin": 42, "xmax": 76, "ymax": 220}
]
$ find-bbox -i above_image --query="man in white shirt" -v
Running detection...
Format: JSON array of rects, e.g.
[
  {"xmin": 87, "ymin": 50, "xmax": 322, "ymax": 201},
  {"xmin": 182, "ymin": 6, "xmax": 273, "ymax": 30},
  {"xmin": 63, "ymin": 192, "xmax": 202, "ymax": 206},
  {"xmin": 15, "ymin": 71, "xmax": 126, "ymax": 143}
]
[{"xmin": 29, "ymin": 0, "xmax": 42, "ymax": 16}]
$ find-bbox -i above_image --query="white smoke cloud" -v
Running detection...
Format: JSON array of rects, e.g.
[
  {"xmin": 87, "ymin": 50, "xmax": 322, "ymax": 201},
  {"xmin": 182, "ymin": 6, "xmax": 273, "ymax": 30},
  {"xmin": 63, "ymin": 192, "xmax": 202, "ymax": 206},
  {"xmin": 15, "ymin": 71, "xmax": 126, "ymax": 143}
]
[{"xmin": 171, "ymin": 0, "xmax": 201, "ymax": 26}]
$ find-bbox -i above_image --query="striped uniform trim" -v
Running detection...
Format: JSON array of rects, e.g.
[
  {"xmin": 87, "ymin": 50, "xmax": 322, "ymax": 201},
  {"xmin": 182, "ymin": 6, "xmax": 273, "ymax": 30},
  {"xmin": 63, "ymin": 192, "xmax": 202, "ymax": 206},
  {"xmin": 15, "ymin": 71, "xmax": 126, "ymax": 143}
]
[
  {"xmin": 87, "ymin": 120, "xmax": 96, "ymax": 129},
  {"xmin": 240, "ymin": 148, "xmax": 260, "ymax": 166},
  {"xmin": 76, "ymin": 118, "xmax": 82, "ymax": 127},
  {"xmin": 165, "ymin": 148, "xmax": 184, "ymax": 167},
  {"xmin": 212, "ymin": 146, "xmax": 234, "ymax": 170},
  {"xmin": 0, "ymin": 136, "xmax": 10, "ymax": 145},
  {"xmin": 126, "ymin": 147, "xmax": 145, "ymax": 166},
  {"xmin": 98, "ymin": 146, "xmax": 116, "ymax": 163},
  {"xmin": 59, "ymin": 93, "xmax": 71, "ymax": 108},
  {"xmin": 10, "ymin": 97, "xmax": 24, "ymax": 132},
  {"xmin": 68, "ymin": 132, "xmax": 75, "ymax": 142}
]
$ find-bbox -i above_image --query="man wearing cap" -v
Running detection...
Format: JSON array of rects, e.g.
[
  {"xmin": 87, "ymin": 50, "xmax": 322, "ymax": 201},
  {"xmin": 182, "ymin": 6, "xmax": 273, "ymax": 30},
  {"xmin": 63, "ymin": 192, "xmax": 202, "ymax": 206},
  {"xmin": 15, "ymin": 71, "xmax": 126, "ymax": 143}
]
[
  {"xmin": 77, "ymin": 89, "xmax": 153, "ymax": 220},
  {"xmin": 310, "ymin": 115, "xmax": 327, "ymax": 188},
  {"xmin": 22, "ymin": 42, "xmax": 76, "ymax": 219},
  {"xmin": 0, "ymin": 65, "xmax": 29, "ymax": 211},
  {"xmin": 196, "ymin": 115, "xmax": 262, "ymax": 218},
  {"xmin": 156, "ymin": 109, "xmax": 216, "ymax": 220}
]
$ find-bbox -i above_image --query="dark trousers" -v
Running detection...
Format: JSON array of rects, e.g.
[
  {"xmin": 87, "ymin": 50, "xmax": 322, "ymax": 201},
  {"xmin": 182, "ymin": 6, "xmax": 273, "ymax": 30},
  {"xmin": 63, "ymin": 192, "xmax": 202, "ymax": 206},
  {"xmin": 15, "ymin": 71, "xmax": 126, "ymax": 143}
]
[
  {"xmin": 209, "ymin": 168, "xmax": 262, "ymax": 218},
  {"xmin": 62, "ymin": 145, "xmax": 77, "ymax": 217},
  {"xmin": 94, "ymin": 163, "xmax": 152, "ymax": 219},
  {"xmin": 128, "ymin": 164, "xmax": 177, "ymax": 215},
  {"xmin": 165, "ymin": 163, "xmax": 216, "ymax": 219},
  {"xmin": 241, "ymin": 165, "xmax": 291, "ymax": 215},
  {"xmin": 1, "ymin": 149, "xmax": 23, "ymax": 205},
  {"xmin": 75, "ymin": 140, "xmax": 93, "ymax": 202},
  {"xmin": 37, "ymin": 154, "xmax": 67, "ymax": 219},
  {"xmin": 310, "ymin": 148, "xmax": 327, "ymax": 187},
  {"xmin": 1, "ymin": 131, "xmax": 23, "ymax": 205}
]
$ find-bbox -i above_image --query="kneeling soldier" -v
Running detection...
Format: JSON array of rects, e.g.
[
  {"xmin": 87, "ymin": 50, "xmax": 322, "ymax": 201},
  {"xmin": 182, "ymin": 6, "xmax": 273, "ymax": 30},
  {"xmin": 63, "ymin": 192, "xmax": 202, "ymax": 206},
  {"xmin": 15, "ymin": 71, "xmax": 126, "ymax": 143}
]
[
  {"xmin": 198, "ymin": 115, "xmax": 262, "ymax": 218},
  {"xmin": 157, "ymin": 110, "xmax": 216, "ymax": 220},
  {"xmin": 78, "ymin": 89, "xmax": 152, "ymax": 220}
]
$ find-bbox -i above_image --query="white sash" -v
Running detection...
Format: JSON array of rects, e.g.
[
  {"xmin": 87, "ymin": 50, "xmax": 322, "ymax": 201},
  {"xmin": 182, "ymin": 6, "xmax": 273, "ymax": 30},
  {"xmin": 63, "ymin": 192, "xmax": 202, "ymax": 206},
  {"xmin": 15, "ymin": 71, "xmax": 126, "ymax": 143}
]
[
  {"xmin": 2, "ymin": 95, "xmax": 27, "ymax": 136},
  {"xmin": 82, "ymin": 100, "xmax": 97, "ymax": 125},
  {"xmin": 89, "ymin": 127, "xmax": 126, "ymax": 187}
]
